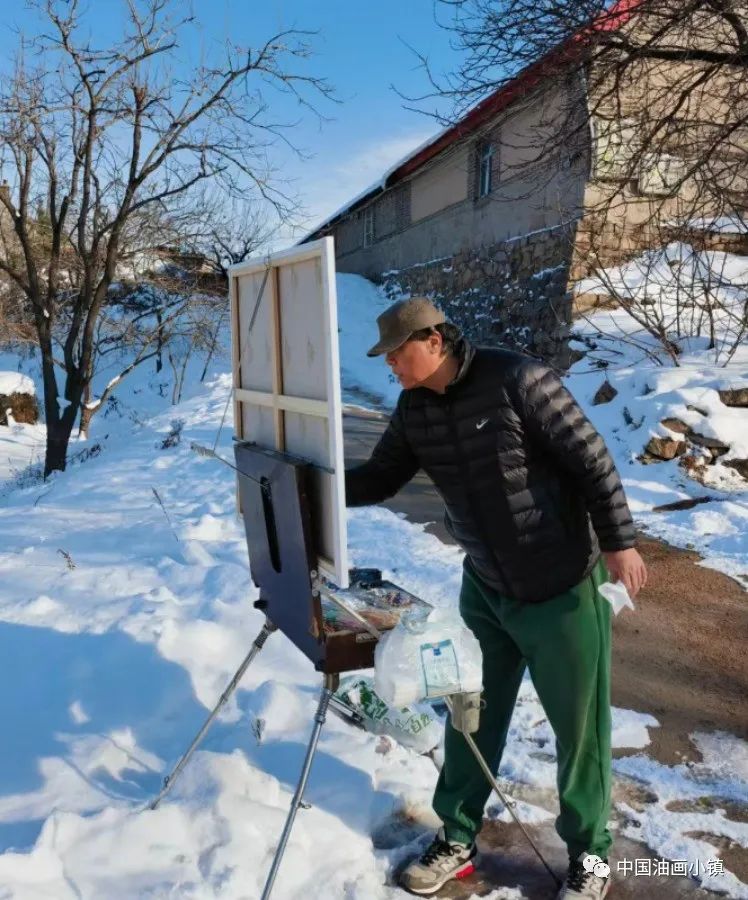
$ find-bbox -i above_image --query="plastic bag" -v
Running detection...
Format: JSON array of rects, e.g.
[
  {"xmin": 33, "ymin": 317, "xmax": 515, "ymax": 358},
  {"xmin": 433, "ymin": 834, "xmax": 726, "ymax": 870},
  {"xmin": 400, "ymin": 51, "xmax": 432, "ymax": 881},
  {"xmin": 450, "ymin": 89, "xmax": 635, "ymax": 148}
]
[
  {"xmin": 374, "ymin": 606, "xmax": 483, "ymax": 706},
  {"xmin": 598, "ymin": 580, "xmax": 635, "ymax": 615},
  {"xmin": 335, "ymin": 675, "xmax": 442, "ymax": 754}
]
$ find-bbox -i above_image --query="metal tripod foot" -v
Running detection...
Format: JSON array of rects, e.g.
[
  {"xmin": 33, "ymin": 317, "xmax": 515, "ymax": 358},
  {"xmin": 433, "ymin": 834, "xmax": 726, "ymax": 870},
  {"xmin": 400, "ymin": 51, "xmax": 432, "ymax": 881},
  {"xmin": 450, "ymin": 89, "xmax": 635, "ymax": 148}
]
[
  {"xmin": 445, "ymin": 697, "xmax": 561, "ymax": 889},
  {"xmin": 260, "ymin": 673, "xmax": 339, "ymax": 900},
  {"xmin": 149, "ymin": 618, "xmax": 276, "ymax": 811}
]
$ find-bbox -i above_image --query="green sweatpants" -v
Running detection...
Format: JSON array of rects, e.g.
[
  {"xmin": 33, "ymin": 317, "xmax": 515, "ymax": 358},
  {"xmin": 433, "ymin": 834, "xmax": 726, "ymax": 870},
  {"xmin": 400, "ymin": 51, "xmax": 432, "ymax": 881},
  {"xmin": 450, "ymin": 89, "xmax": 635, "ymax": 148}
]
[{"xmin": 433, "ymin": 555, "xmax": 613, "ymax": 859}]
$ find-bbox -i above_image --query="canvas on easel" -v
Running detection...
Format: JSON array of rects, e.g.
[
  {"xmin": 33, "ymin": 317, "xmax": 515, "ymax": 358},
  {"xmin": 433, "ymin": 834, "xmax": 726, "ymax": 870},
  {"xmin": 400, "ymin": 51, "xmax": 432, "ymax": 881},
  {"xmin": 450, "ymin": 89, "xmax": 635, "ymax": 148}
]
[{"xmin": 229, "ymin": 236, "xmax": 349, "ymax": 589}]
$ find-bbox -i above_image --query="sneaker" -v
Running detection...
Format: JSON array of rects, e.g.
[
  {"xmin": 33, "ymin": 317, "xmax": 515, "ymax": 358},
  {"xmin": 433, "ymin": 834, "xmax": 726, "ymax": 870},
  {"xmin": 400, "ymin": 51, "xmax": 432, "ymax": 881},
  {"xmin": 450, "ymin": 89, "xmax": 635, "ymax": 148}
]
[
  {"xmin": 557, "ymin": 852, "xmax": 612, "ymax": 899},
  {"xmin": 398, "ymin": 828, "xmax": 477, "ymax": 895}
]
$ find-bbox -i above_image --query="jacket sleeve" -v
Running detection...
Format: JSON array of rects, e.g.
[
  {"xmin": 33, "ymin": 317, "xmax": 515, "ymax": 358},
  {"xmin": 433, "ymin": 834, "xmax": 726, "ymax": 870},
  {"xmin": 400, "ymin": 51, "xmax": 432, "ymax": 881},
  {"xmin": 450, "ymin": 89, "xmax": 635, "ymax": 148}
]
[
  {"xmin": 345, "ymin": 396, "xmax": 419, "ymax": 507},
  {"xmin": 513, "ymin": 360, "xmax": 636, "ymax": 552}
]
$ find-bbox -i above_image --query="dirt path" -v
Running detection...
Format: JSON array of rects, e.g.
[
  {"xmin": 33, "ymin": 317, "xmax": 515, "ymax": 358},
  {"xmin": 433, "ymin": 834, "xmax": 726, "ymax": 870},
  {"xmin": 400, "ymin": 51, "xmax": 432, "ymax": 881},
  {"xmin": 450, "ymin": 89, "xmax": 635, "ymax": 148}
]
[{"xmin": 344, "ymin": 409, "xmax": 748, "ymax": 898}]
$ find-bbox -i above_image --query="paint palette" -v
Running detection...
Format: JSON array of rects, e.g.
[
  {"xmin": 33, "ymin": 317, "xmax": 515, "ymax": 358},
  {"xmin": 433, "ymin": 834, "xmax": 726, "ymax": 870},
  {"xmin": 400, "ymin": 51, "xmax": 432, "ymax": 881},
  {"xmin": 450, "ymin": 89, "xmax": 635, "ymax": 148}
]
[{"xmin": 319, "ymin": 573, "xmax": 432, "ymax": 670}]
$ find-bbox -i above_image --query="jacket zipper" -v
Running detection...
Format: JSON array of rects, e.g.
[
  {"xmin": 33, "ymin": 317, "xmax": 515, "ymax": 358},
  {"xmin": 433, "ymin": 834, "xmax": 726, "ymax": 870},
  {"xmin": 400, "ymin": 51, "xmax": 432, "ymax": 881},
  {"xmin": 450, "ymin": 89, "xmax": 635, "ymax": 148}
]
[{"xmin": 444, "ymin": 393, "xmax": 510, "ymax": 592}]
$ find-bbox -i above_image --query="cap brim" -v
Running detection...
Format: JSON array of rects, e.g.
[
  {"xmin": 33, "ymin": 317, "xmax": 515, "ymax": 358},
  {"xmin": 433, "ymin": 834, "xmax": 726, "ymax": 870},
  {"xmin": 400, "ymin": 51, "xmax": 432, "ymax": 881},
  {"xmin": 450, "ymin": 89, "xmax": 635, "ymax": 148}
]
[{"xmin": 366, "ymin": 333, "xmax": 410, "ymax": 357}]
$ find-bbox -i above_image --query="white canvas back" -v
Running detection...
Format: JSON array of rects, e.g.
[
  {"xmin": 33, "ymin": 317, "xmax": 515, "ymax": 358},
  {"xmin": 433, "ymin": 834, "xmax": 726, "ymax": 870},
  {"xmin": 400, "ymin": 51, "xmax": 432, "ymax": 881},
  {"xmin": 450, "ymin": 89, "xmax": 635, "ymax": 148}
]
[{"xmin": 229, "ymin": 237, "xmax": 349, "ymax": 588}]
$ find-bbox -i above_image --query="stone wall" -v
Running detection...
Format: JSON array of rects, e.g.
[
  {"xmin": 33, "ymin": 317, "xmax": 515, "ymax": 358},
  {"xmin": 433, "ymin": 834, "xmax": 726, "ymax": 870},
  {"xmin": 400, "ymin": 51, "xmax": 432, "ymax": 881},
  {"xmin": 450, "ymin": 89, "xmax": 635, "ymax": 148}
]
[
  {"xmin": 380, "ymin": 222, "xmax": 577, "ymax": 366},
  {"xmin": 571, "ymin": 217, "xmax": 748, "ymax": 283},
  {"xmin": 570, "ymin": 217, "xmax": 748, "ymax": 316}
]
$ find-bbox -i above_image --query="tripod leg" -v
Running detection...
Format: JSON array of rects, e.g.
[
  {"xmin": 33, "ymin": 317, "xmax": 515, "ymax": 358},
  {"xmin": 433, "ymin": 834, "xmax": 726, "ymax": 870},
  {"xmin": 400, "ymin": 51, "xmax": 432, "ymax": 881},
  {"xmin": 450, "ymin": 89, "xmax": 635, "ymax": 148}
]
[
  {"xmin": 149, "ymin": 619, "xmax": 276, "ymax": 811},
  {"xmin": 260, "ymin": 673, "xmax": 339, "ymax": 900},
  {"xmin": 445, "ymin": 697, "xmax": 561, "ymax": 889}
]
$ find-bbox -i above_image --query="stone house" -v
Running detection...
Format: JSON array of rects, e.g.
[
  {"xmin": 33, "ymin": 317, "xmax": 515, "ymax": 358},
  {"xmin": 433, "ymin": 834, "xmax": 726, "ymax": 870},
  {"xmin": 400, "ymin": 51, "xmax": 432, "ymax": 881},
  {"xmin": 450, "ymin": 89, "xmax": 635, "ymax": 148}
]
[{"xmin": 302, "ymin": 2, "xmax": 747, "ymax": 365}]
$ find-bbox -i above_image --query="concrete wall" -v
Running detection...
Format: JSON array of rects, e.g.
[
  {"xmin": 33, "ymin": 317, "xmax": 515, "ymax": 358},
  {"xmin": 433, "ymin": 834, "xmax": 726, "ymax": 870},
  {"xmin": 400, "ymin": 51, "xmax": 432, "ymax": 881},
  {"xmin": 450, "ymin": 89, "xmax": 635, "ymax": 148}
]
[
  {"xmin": 571, "ymin": 23, "xmax": 748, "ymax": 279},
  {"xmin": 332, "ymin": 162, "xmax": 586, "ymax": 281},
  {"xmin": 333, "ymin": 175, "xmax": 571, "ymax": 280},
  {"xmin": 411, "ymin": 146, "xmax": 469, "ymax": 222}
]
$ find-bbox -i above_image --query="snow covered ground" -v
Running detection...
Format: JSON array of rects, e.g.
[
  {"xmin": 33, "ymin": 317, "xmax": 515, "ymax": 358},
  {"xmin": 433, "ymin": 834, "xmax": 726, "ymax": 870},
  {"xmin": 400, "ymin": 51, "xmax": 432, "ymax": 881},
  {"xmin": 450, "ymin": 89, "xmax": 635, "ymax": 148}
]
[
  {"xmin": 337, "ymin": 273, "xmax": 403, "ymax": 409},
  {"xmin": 573, "ymin": 242, "xmax": 748, "ymax": 588},
  {"xmin": 0, "ymin": 266, "xmax": 746, "ymax": 898},
  {"xmin": 0, "ymin": 369, "xmax": 41, "ymax": 481}
]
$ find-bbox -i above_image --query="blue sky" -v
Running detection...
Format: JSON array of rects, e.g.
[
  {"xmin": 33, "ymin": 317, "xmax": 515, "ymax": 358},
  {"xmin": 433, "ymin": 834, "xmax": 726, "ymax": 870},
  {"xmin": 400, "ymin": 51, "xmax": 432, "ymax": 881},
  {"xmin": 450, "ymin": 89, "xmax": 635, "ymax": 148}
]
[
  {"xmin": 0, "ymin": 1, "xmax": 466, "ymax": 246},
  {"xmin": 244, "ymin": 0, "xmax": 464, "ymax": 239}
]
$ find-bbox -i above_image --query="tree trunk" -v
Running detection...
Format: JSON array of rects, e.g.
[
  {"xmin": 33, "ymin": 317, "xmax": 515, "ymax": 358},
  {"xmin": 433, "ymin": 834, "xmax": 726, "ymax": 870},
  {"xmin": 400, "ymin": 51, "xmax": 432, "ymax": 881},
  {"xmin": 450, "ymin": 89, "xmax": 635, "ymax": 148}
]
[
  {"xmin": 42, "ymin": 354, "xmax": 84, "ymax": 477},
  {"xmin": 78, "ymin": 404, "xmax": 94, "ymax": 440},
  {"xmin": 78, "ymin": 383, "xmax": 93, "ymax": 439},
  {"xmin": 201, "ymin": 307, "xmax": 227, "ymax": 382},
  {"xmin": 706, "ymin": 298, "xmax": 716, "ymax": 351},
  {"xmin": 44, "ymin": 421, "xmax": 74, "ymax": 477},
  {"xmin": 156, "ymin": 308, "xmax": 164, "ymax": 373}
]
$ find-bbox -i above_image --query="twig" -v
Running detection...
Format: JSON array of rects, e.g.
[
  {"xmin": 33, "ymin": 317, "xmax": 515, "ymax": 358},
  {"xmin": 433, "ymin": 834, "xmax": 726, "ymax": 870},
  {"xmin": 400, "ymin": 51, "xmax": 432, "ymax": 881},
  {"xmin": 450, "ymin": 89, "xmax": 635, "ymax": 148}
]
[
  {"xmin": 57, "ymin": 548, "xmax": 76, "ymax": 569},
  {"xmin": 151, "ymin": 486, "xmax": 179, "ymax": 543}
]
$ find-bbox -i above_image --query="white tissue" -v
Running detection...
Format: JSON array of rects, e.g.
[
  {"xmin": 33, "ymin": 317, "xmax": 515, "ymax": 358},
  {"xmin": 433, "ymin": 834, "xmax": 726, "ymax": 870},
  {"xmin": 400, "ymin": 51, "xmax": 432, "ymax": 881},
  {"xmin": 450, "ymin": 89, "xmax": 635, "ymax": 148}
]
[{"xmin": 598, "ymin": 580, "xmax": 635, "ymax": 615}]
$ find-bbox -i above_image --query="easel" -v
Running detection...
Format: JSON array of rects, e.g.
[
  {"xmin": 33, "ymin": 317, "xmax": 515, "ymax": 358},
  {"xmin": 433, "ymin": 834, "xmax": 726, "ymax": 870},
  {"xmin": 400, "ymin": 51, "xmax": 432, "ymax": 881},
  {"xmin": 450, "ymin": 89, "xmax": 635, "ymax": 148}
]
[
  {"xmin": 149, "ymin": 440, "xmax": 561, "ymax": 895},
  {"xmin": 150, "ymin": 443, "xmax": 399, "ymax": 898}
]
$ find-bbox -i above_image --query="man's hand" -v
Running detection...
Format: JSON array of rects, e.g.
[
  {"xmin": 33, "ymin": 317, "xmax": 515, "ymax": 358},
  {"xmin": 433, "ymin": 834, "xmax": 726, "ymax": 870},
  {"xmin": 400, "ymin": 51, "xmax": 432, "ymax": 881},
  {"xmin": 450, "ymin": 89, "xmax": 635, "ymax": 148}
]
[{"xmin": 602, "ymin": 548, "xmax": 647, "ymax": 598}]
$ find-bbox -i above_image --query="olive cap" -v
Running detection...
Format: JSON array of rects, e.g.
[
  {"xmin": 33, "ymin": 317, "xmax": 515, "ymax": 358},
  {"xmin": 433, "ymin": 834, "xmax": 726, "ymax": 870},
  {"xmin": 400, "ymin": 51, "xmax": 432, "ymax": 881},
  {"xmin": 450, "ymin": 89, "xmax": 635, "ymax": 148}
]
[{"xmin": 366, "ymin": 297, "xmax": 446, "ymax": 357}]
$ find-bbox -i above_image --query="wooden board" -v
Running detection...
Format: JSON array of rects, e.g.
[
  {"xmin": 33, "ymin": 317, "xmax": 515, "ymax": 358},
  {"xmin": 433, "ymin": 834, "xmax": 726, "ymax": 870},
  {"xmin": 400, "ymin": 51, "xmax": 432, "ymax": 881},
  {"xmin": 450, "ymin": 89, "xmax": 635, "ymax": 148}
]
[{"xmin": 229, "ymin": 237, "xmax": 349, "ymax": 588}]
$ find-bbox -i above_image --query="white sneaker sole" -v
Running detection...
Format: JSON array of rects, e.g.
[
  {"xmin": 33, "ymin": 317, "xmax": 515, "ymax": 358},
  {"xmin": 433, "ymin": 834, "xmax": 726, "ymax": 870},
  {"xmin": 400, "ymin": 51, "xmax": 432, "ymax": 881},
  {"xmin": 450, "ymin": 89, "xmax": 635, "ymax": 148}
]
[
  {"xmin": 400, "ymin": 853, "xmax": 479, "ymax": 896},
  {"xmin": 557, "ymin": 875, "xmax": 613, "ymax": 900}
]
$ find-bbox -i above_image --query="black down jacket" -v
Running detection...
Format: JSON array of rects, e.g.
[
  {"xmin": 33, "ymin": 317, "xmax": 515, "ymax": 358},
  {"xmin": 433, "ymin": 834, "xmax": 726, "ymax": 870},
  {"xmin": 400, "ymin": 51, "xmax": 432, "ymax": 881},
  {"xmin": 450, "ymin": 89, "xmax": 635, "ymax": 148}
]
[{"xmin": 345, "ymin": 340, "xmax": 636, "ymax": 603}]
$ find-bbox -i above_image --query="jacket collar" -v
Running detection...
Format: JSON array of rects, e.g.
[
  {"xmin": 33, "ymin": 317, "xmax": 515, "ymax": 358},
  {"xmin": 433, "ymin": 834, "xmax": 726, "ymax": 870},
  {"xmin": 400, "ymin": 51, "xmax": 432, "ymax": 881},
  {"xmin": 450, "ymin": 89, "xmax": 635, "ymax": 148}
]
[{"xmin": 445, "ymin": 337, "xmax": 475, "ymax": 391}]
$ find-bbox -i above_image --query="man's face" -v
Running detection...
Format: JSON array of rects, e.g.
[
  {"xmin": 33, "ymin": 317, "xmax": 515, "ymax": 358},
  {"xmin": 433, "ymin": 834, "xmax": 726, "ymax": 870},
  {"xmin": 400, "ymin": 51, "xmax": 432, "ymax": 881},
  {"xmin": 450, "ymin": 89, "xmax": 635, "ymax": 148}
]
[{"xmin": 385, "ymin": 332, "xmax": 443, "ymax": 389}]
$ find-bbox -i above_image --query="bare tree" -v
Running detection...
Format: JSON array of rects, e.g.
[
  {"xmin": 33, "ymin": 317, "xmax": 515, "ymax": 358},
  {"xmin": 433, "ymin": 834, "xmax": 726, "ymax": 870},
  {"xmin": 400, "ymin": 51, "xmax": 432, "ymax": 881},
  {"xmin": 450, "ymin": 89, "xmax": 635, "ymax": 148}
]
[
  {"xmin": 198, "ymin": 196, "xmax": 279, "ymax": 280},
  {"xmin": 163, "ymin": 293, "xmax": 229, "ymax": 405},
  {"xmin": 72, "ymin": 195, "xmax": 274, "ymax": 435},
  {"xmin": 405, "ymin": 0, "xmax": 748, "ymax": 362},
  {"xmin": 178, "ymin": 197, "xmax": 280, "ymax": 390},
  {"xmin": 74, "ymin": 280, "xmax": 191, "ymax": 438},
  {"xmin": 0, "ymin": 0, "xmax": 332, "ymax": 476}
]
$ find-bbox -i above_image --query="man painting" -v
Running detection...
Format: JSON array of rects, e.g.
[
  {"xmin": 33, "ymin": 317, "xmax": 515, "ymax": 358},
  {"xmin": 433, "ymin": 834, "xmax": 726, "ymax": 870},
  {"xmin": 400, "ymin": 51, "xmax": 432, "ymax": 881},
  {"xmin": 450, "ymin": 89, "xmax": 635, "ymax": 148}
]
[{"xmin": 344, "ymin": 297, "xmax": 647, "ymax": 899}]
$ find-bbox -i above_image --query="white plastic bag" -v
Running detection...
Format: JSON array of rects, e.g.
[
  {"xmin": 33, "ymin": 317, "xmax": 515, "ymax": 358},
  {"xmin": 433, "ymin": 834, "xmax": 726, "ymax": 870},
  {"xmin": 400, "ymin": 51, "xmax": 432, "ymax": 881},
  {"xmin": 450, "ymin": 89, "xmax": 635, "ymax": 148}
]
[
  {"xmin": 598, "ymin": 580, "xmax": 635, "ymax": 615},
  {"xmin": 374, "ymin": 607, "xmax": 483, "ymax": 706}
]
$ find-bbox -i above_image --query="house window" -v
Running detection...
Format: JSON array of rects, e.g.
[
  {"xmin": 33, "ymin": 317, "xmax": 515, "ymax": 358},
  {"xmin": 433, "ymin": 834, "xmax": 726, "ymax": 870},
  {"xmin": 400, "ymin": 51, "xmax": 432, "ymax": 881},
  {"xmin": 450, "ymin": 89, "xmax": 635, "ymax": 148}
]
[
  {"xmin": 363, "ymin": 206, "xmax": 374, "ymax": 247},
  {"xmin": 638, "ymin": 153, "xmax": 687, "ymax": 196},
  {"xmin": 478, "ymin": 141, "xmax": 494, "ymax": 197},
  {"xmin": 591, "ymin": 116, "xmax": 638, "ymax": 181}
]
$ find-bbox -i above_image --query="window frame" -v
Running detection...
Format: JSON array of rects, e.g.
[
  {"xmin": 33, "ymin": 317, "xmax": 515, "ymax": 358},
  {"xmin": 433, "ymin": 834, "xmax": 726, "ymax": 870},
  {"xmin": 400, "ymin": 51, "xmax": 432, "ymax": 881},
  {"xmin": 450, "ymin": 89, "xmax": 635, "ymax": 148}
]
[
  {"xmin": 590, "ymin": 115, "xmax": 638, "ymax": 182},
  {"xmin": 363, "ymin": 205, "xmax": 374, "ymax": 247},
  {"xmin": 477, "ymin": 140, "xmax": 494, "ymax": 198},
  {"xmin": 638, "ymin": 152, "xmax": 687, "ymax": 196}
]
